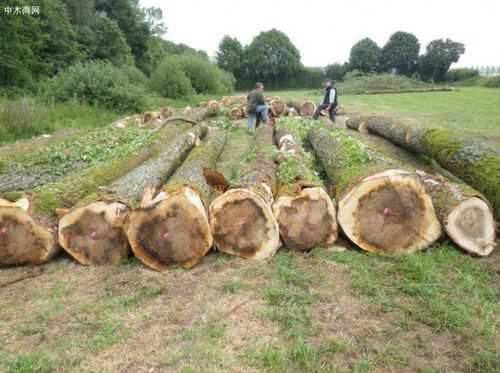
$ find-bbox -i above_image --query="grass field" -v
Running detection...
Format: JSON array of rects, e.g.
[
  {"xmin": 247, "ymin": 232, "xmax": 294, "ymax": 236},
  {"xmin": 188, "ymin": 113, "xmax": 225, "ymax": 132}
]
[
  {"xmin": 271, "ymin": 87, "xmax": 500, "ymax": 144},
  {"xmin": 0, "ymin": 88, "xmax": 499, "ymax": 373}
]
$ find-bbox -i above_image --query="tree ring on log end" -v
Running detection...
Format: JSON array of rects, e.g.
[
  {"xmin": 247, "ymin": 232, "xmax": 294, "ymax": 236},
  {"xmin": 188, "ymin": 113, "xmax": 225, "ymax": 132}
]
[
  {"xmin": 58, "ymin": 201, "xmax": 130, "ymax": 265},
  {"xmin": 446, "ymin": 197, "xmax": 496, "ymax": 256},
  {"xmin": 126, "ymin": 187, "xmax": 212, "ymax": 271},
  {"xmin": 273, "ymin": 187, "xmax": 337, "ymax": 252},
  {"xmin": 0, "ymin": 207, "xmax": 56, "ymax": 266},
  {"xmin": 210, "ymin": 188, "xmax": 280, "ymax": 260},
  {"xmin": 338, "ymin": 170, "xmax": 442, "ymax": 255}
]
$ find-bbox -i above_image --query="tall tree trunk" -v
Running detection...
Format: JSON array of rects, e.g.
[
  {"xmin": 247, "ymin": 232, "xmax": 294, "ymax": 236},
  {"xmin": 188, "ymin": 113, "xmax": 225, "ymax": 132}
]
[
  {"xmin": 272, "ymin": 118, "xmax": 337, "ymax": 252},
  {"xmin": 309, "ymin": 126, "xmax": 442, "ymax": 255},
  {"xmin": 125, "ymin": 129, "xmax": 226, "ymax": 271},
  {"xmin": 58, "ymin": 125, "xmax": 207, "ymax": 266},
  {"xmin": 347, "ymin": 115, "xmax": 500, "ymax": 219},
  {"xmin": 209, "ymin": 124, "xmax": 280, "ymax": 260}
]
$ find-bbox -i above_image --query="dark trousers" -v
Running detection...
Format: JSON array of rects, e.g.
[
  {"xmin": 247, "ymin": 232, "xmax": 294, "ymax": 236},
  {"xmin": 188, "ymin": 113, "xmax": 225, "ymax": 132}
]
[{"xmin": 312, "ymin": 103, "xmax": 335, "ymax": 122}]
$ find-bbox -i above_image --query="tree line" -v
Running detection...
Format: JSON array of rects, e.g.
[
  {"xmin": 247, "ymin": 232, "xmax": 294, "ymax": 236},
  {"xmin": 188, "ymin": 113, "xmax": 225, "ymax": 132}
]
[{"xmin": 217, "ymin": 30, "xmax": 466, "ymax": 88}]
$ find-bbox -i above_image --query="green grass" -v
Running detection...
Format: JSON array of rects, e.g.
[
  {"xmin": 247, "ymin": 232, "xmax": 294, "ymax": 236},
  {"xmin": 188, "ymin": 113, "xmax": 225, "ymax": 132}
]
[
  {"xmin": 0, "ymin": 97, "xmax": 117, "ymax": 144},
  {"xmin": 315, "ymin": 244, "xmax": 500, "ymax": 371},
  {"xmin": 269, "ymin": 87, "xmax": 500, "ymax": 140}
]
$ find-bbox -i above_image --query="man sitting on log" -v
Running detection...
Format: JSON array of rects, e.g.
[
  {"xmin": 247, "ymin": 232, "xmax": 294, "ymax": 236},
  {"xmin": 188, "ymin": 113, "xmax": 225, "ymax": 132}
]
[
  {"xmin": 247, "ymin": 82, "xmax": 269, "ymax": 131},
  {"xmin": 312, "ymin": 79, "xmax": 338, "ymax": 122}
]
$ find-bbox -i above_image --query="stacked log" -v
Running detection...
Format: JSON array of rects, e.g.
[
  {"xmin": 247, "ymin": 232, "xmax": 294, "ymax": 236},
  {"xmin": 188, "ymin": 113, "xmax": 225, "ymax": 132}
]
[
  {"xmin": 207, "ymin": 100, "xmax": 220, "ymax": 116},
  {"xmin": 272, "ymin": 118, "xmax": 337, "ymax": 252},
  {"xmin": 301, "ymin": 101, "xmax": 316, "ymax": 117},
  {"xmin": 270, "ymin": 98, "xmax": 288, "ymax": 117},
  {"xmin": 0, "ymin": 197, "xmax": 58, "ymax": 266},
  {"xmin": 309, "ymin": 126, "xmax": 442, "ymax": 255},
  {"xmin": 125, "ymin": 130, "xmax": 227, "ymax": 270},
  {"xmin": 58, "ymin": 125, "xmax": 208, "ymax": 265},
  {"xmin": 346, "ymin": 129, "xmax": 496, "ymax": 256},
  {"xmin": 346, "ymin": 115, "xmax": 500, "ymax": 219},
  {"xmin": 228, "ymin": 106, "xmax": 244, "ymax": 120},
  {"xmin": 209, "ymin": 124, "xmax": 280, "ymax": 259}
]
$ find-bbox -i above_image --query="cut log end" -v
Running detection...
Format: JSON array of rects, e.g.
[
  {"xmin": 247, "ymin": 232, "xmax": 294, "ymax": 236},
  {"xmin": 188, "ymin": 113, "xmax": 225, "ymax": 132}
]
[
  {"xmin": 58, "ymin": 201, "xmax": 130, "ymax": 265},
  {"xmin": 273, "ymin": 187, "xmax": 338, "ymax": 252},
  {"xmin": 446, "ymin": 197, "xmax": 496, "ymax": 256},
  {"xmin": 126, "ymin": 187, "xmax": 212, "ymax": 271},
  {"xmin": 0, "ymin": 207, "xmax": 57, "ymax": 266},
  {"xmin": 338, "ymin": 170, "xmax": 442, "ymax": 255},
  {"xmin": 210, "ymin": 188, "xmax": 280, "ymax": 260}
]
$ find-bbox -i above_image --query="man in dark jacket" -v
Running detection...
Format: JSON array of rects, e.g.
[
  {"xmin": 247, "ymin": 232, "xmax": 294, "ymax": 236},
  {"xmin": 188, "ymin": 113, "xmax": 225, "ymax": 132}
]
[
  {"xmin": 312, "ymin": 79, "xmax": 338, "ymax": 122},
  {"xmin": 247, "ymin": 82, "xmax": 268, "ymax": 130}
]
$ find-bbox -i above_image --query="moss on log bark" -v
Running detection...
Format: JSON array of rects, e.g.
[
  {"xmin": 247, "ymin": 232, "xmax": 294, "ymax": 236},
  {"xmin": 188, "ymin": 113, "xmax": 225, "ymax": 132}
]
[
  {"xmin": 353, "ymin": 116, "xmax": 500, "ymax": 220},
  {"xmin": 346, "ymin": 130, "xmax": 496, "ymax": 256},
  {"xmin": 210, "ymin": 124, "xmax": 280, "ymax": 260},
  {"xmin": 272, "ymin": 118, "xmax": 338, "ymax": 252},
  {"xmin": 125, "ymin": 130, "xmax": 226, "ymax": 271},
  {"xmin": 57, "ymin": 124, "xmax": 206, "ymax": 266},
  {"xmin": 309, "ymin": 126, "xmax": 442, "ymax": 255}
]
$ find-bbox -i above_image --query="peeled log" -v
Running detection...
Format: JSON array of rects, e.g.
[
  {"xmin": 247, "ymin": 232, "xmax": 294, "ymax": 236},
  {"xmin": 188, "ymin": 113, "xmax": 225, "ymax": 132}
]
[
  {"xmin": 301, "ymin": 101, "xmax": 316, "ymax": 117},
  {"xmin": 272, "ymin": 118, "xmax": 337, "ymax": 251},
  {"xmin": 0, "ymin": 197, "xmax": 58, "ymax": 266},
  {"xmin": 57, "ymin": 125, "xmax": 207, "ymax": 265},
  {"xmin": 210, "ymin": 124, "xmax": 280, "ymax": 260},
  {"xmin": 309, "ymin": 127, "xmax": 442, "ymax": 255},
  {"xmin": 125, "ymin": 130, "xmax": 226, "ymax": 271},
  {"xmin": 346, "ymin": 129, "xmax": 497, "ymax": 256},
  {"xmin": 352, "ymin": 116, "xmax": 500, "ymax": 219}
]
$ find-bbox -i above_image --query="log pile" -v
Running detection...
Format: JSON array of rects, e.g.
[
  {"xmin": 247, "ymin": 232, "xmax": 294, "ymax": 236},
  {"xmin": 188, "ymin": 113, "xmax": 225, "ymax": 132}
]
[
  {"xmin": 309, "ymin": 126, "xmax": 442, "ymax": 255},
  {"xmin": 272, "ymin": 118, "xmax": 338, "ymax": 252},
  {"xmin": 57, "ymin": 125, "xmax": 208, "ymax": 265},
  {"xmin": 125, "ymin": 130, "xmax": 226, "ymax": 270},
  {"xmin": 346, "ymin": 115, "xmax": 500, "ymax": 219},
  {"xmin": 209, "ymin": 124, "xmax": 280, "ymax": 259}
]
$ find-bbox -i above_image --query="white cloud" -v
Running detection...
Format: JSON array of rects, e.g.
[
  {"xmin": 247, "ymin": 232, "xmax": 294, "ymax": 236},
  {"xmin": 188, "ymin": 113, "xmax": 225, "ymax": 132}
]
[{"xmin": 141, "ymin": 0, "xmax": 500, "ymax": 67}]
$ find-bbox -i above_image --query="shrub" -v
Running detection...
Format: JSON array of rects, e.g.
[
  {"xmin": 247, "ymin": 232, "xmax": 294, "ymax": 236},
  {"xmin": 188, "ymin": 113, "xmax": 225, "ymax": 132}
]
[
  {"xmin": 149, "ymin": 59, "xmax": 193, "ymax": 98},
  {"xmin": 446, "ymin": 68, "xmax": 479, "ymax": 82},
  {"xmin": 483, "ymin": 76, "xmax": 500, "ymax": 88},
  {"xmin": 325, "ymin": 63, "xmax": 348, "ymax": 82},
  {"xmin": 121, "ymin": 64, "xmax": 148, "ymax": 86},
  {"xmin": 42, "ymin": 61, "xmax": 146, "ymax": 113}
]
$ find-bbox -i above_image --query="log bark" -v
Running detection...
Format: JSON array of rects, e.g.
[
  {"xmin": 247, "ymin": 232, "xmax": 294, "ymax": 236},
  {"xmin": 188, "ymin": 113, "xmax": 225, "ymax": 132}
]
[
  {"xmin": 209, "ymin": 124, "xmax": 280, "ymax": 260},
  {"xmin": 345, "ymin": 129, "xmax": 497, "ymax": 256},
  {"xmin": 58, "ymin": 125, "xmax": 207, "ymax": 265},
  {"xmin": 351, "ymin": 116, "xmax": 500, "ymax": 220},
  {"xmin": 272, "ymin": 118, "xmax": 338, "ymax": 252},
  {"xmin": 109, "ymin": 124, "xmax": 208, "ymax": 202},
  {"xmin": 125, "ymin": 130, "xmax": 226, "ymax": 271},
  {"xmin": 309, "ymin": 127, "xmax": 442, "ymax": 255},
  {"xmin": 0, "ymin": 197, "xmax": 58, "ymax": 266}
]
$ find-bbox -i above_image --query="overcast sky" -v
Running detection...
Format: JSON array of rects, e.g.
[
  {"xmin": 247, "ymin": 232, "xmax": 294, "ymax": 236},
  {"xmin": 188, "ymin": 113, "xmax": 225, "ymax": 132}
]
[{"xmin": 141, "ymin": 0, "xmax": 500, "ymax": 68}]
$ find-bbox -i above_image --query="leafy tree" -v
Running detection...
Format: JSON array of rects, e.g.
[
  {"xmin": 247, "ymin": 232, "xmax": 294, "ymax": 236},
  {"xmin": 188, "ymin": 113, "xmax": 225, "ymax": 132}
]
[
  {"xmin": 349, "ymin": 38, "xmax": 381, "ymax": 73},
  {"xmin": 93, "ymin": 14, "xmax": 131, "ymax": 66},
  {"xmin": 149, "ymin": 58, "xmax": 193, "ymax": 98},
  {"xmin": 216, "ymin": 36, "xmax": 244, "ymax": 80},
  {"xmin": 325, "ymin": 63, "xmax": 349, "ymax": 81},
  {"xmin": 418, "ymin": 39, "xmax": 465, "ymax": 82},
  {"xmin": 243, "ymin": 29, "xmax": 301, "ymax": 88},
  {"xmin": 380, "ymin": 31, "xmax": 420, "ymax": 76},
  {"xmin": 94, "ymin": 0, "xmax": 152, "ymax": 71}
]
